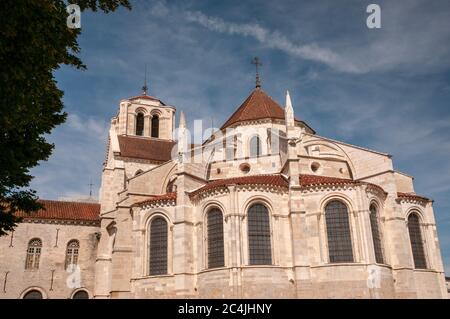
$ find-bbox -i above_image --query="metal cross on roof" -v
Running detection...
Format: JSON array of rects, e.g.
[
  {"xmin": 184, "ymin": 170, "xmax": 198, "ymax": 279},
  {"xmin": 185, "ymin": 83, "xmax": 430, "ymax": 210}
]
[
  {"xmin": 251, "ymin": 57, "xmax": 262, "ymax": 88},
  {"xmin": 142, "ymin": 64, "xmax": 148, "ymax": 95}
]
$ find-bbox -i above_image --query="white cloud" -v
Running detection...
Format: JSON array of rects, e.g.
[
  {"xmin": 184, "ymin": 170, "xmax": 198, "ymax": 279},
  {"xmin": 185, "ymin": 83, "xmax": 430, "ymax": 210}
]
[{"xmin": 146, "ymin": 1, "xmax": 450, "ymax": 74}]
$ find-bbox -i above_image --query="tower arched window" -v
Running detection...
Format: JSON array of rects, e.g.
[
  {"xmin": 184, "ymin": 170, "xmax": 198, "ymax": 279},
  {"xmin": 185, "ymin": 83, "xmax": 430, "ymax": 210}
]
[
  {"xmin": 248, "ymin": 204, "xmax": 272, "ymax": 265},
  {"xmin": 207, "ymin": 208, "xmax": 224, "ymax": 268},
  {"xmin": 369, "ymin": 204, "xmax": 384, "ymax": 264},
  {"xmin": 65, "ymin": 240, "xmax": 80, "ymax": 270},
  {"xmin": 149, "ymin": 217, "xmax": 168, "ymax": 275},
  {"xmin": 136, "ymin": 112, "xmax": 144, "ymax": 136},
  {"xmin": 25, "ymin": 238, "xmax": 42, "ymax": 270},
  {"xmin": 249, "ymin": 135, "xmax": 262, "ymax": 157},
  {"xmin": 325, "ymin": 201, "xmax": 354, "ymax": 263},
  {"xmin": 151, "ymin": 115, "xmax": 159, "ymax": 138},
  {"xmin": 408, "ymin": 212, "xmax": 427, "ymax": 269}
]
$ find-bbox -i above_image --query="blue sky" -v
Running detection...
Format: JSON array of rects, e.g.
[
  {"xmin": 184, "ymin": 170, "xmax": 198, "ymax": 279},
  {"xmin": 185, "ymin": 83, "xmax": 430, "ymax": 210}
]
[{"xmin": 30, "ymin": 0, "xmax": 450, "ymax": 274}]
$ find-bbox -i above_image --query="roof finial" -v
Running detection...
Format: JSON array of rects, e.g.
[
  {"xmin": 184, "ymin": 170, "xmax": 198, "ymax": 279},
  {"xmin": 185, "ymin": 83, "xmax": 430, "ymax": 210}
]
[
  {"xmin": 251, "ymin": 57, "xmax": 262, "ymax": 88},
  {"xmin": 142, "ymin": 64, "xmax": 148, "ymax": 95}
]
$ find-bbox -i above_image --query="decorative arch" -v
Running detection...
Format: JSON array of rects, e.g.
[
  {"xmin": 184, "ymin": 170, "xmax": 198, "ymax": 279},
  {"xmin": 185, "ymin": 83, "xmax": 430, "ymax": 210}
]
[
  {"xmin": 20, "ymin": 287, "xmax": 47, "ymax": 299},
  {"xmin": 319, "ymin": 193, "xmax": 356, "ymax": 213},
  {"xmin": 303, "ymin": 138, "xmax": 357, "ymax": 179}
]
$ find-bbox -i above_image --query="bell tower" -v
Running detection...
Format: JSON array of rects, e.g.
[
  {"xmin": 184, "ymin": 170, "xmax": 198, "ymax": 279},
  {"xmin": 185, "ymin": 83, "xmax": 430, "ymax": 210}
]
[{"xmin": 115, "ymin": 86, "xmax": 176, "ymax": 140}]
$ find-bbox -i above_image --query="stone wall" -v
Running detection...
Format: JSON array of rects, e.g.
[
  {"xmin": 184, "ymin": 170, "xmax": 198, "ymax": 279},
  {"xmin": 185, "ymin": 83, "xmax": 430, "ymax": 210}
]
[{"xmin": 0, "ymin": 221, "xmax": 99, "ymax": 299}]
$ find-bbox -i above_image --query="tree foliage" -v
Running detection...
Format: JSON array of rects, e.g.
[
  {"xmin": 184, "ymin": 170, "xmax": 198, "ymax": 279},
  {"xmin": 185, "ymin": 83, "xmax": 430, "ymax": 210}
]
[{"xmin": 0, "ymin": 0, "xmax": 131, "ymax": 236}]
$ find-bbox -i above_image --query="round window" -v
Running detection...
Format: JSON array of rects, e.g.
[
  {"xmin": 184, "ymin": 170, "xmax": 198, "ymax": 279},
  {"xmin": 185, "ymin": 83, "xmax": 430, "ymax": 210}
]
[{"xmin": 239, "ymin": 163, "xmax": 251, "ymax": 174}]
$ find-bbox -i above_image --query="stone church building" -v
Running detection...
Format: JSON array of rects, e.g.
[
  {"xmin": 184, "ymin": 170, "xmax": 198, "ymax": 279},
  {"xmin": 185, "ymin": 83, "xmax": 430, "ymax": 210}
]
[{"xmin": 0, "ymin": 80, "xmax": 448, "ymax": 299}]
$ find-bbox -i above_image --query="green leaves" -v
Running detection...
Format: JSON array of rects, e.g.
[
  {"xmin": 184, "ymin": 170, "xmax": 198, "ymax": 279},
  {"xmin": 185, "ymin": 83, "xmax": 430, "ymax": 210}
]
[{"xmin": 0, "ymin": 0, "xmax": 131, "ymax": 235}]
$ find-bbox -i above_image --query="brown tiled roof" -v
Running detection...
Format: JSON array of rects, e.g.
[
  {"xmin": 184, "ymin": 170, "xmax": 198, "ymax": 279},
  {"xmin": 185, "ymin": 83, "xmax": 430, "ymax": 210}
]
[
  {"xmin": 118, "ymin": 135, "xmax": 176, "ymax": 162},
  {"xmin": 221, "ymin": 88, "xmax": 290, "ymax": 129},
  {"xmin": 127, "ymin": 94, "xmax": 166, "ymax": 105},
  {"xmin": 190, "ymin": 174, "xmax": 288, "ymax": 197},
  {"xmin": 299, "ymin": 174, "xmax": 387, "ymax": 195},
  {"xmin": 134, "ymin": 192, "xmax": 177, "ymax": 207},
  {"xmin": 397, "ymin": 192, "xmax": 431, "ymax": 202},
  {"xmin": 299, "ymin": 174, "xmax": 357, "ymax": 187},
  {"xmin": 15, "ymin": 200, "xmax": 100, "ymax": 222}
]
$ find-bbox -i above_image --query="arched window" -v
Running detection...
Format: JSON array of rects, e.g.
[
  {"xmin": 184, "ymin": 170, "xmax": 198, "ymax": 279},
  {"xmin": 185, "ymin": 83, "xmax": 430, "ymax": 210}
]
[
  {"xmin": 249, "ymin": 135, "xmax": 262, "ymax": 157},
  {"xmin": 136, "ymin": 112, "xmax": 144, "ymax": 136},
  {"xmin": 248, "ymin": 204, "xmax": 272, "ymax": 265},
  {"xmin": 23, "ymin": 290, "xmax": 43, "ymax": 299},
  {"xmin": 25, "ymin": 238, "xmax": 42, "ymax": 270},
  {"xmin": 325, "ymin": 201, "xmax": 354, "ymax": 263},
  {"xmin": 408, "ymin": 213, "xmax": 427, "ymax": 269},
  {"xmin": 72, "ymin": 290, "xmax": 89, "ymax": 299},
  {"xmin": 65, "ymin": 240, "xmax": 80, "ymax": 270},
  {"xmin": 369, "ymin": 204, "xmax": 384, "ymax": 264},
  {"xmin": 151, "ymin": 115, "xmax": 159, "ymax": 138},
  {"xmin": 207, "ymin": 208, "xmax": 224, "ymax": 268},
  {"xmin": 149, "ymin": 217, "xmax": 168, "ymax": 275}
]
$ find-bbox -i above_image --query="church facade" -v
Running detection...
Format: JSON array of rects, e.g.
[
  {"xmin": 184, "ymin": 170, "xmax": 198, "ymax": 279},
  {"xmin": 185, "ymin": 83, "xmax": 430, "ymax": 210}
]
[{"xmin": 0, "ymin": 82, "xmax": 447, "ymax": 299}]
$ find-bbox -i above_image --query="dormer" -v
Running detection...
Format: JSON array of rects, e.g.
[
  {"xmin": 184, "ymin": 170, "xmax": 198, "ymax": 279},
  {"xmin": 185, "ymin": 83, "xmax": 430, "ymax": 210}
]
[{"xmin": 116, "ymin": 93, "xmax": 176, "ymax": 140}]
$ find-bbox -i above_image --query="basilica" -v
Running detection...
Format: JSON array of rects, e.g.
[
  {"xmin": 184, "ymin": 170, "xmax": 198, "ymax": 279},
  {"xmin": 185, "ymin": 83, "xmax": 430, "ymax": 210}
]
[{"xmin": 0, "ymin": 78, "xmax": 447, "ymax": 298}]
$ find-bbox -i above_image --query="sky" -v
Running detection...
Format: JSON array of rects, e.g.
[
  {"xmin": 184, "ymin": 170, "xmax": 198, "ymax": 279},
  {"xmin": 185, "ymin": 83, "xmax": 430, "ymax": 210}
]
[{"xmin": 29, "ymin": 0, "xmax": 450, "ymax": 274}]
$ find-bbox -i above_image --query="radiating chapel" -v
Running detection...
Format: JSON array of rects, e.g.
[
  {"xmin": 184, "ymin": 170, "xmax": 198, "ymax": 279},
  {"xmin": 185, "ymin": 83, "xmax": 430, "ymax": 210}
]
[{"xmin": 0, "ymin": 77, "xmax": 447, "ymax": 299}]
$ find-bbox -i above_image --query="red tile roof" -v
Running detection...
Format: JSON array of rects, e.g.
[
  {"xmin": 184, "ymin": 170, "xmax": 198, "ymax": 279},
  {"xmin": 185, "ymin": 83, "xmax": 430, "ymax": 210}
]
[
  {"xmin": 134, "ymin": 192, "xmax": 177, "ymax": 207},
  {"xmin": 15, "ymin": 200, "xmax": 100, "ymax": 223},
  {"xmin": 190, "ymin": 174, "xmax": 288, "ymax": 197},
  {"xmin": 299, "ymin": 174, "xmax": 357, "ymax": 187},
  {"xmin": 118, "ymin": 135, "xmax": 176, "ymax": 162},
  {"xmin": 397, "ymin": 192, "xmax": 431, "ymax": 202},
  {"xmin": 221, "ymin": 88, "xmax": 287, "ymax": 129}
]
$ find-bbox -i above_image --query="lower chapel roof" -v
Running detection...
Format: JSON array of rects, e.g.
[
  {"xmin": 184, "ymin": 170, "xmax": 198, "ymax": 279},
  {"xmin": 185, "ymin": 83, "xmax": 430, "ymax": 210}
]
[
  {"xmin": 134, "ymin": 174, "xmax": 430, "ymax": 207},
  {"xmin": 14, "ymin": 200, "xmax": 100, "ymax": 224}
]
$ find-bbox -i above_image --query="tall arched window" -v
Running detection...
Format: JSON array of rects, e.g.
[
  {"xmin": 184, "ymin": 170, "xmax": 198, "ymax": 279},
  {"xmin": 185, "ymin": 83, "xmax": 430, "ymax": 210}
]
[
  {"xmin": 151, "ymin": 115, "xmax": 159, "ymax": 138},
  {"xmin": 207, "ymin": 208, "xmax": 224, "ymax": 268},
  {"xmin": 25, "ymin": 238, "xmax": 42, "ymax": 270},
  {"xmin": 65, "ymin": 240, "xmax": 80, "ymax": 270},
  {"xmin": 149, "ymin": 217, "xmax": 168, "ymax": 275},
  {"xmin": 23, "ymin": 290, "xmax": 43, "ymax": 299},
  {"xmin": 369, "ymin": 204, "xmax": 384, "ymax": 264},
  {"xmin": 408, "ymin": 212, "xmax": 427, "ymax": 269},
  {"xmin": 325, "ymin": 201, "xmax": 354, "ymax": 263},
  {"xmin": 248, "ymin": 204, "xmax": 272, "ymax": 265},
  {"xmin": 249, "ymin": 135, "xmax": 262, "ymax": 157},
  {"xmin": 136, "ymin": 112, "xmax": 144, "ymax": 136}
]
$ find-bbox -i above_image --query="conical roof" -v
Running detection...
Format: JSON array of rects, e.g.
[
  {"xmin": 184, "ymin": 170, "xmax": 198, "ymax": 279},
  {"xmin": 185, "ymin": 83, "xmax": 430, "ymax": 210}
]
[{"xmin": 220, "ymin": 88, "xmax": 288, "ymax": 129}]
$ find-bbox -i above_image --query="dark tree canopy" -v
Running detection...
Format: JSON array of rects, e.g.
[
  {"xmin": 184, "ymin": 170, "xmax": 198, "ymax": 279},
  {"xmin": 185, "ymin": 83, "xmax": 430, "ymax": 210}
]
[{"xmin": 0, "ymin": 0, "xmax": 131, "ymax": 236}]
